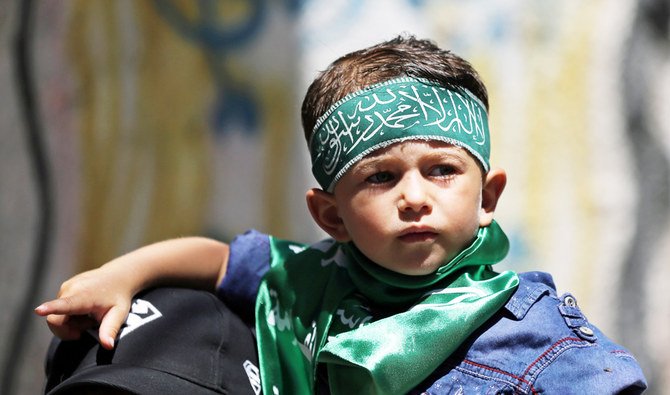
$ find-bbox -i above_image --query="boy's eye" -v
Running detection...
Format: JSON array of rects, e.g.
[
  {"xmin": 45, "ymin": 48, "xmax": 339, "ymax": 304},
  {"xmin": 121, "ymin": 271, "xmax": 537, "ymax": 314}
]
[
  {"xmin": 366, "ymin": 171, "xmax": 394, "ymax": 184},
  {"xmin": 429, "ymin": 165, "xmax": 456, "ymax": 177}
]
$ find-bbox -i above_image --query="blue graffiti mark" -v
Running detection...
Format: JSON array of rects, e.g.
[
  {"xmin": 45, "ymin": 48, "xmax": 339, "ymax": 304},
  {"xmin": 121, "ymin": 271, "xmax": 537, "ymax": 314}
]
[
  {"xmin": 153, "ymin": 0, "xmax": 269, "ymax": 135},
  {"xmin": 299, "ymin": 0, "xmax": 364, "ymax": 48},
  {"xmin": 283, "ymin": 0, "xmax": 307, "ymax": 14},
  {"xmin": 406, "ymin": 0, "xmax": 427, "ymax": 7},
  {"xmin": 502, "ymin": 229, "xmax": 531, "ymax": 270},
  {"xmin": 489, "ymin": 13, "xmax": 509, "ymax": 41},
  {"xmin": 210, "ymin": 80, "xmax": 258, "ymax": 134},
  {"xmin": 153, "ymin": 0, "xmax": 266, "ymax": 50}
]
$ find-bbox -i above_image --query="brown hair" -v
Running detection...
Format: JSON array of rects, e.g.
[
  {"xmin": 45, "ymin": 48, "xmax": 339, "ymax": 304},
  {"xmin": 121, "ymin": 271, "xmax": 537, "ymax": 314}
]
[{"xmin": 301, "ymin": 35, "xmax": 489, "ymax": 142}]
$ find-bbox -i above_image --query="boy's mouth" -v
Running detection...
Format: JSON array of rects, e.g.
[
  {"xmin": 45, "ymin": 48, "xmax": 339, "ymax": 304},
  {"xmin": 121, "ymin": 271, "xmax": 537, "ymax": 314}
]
[{"xmin": 398, "ymin": 228, "xmax": 438, "ymax": 242}]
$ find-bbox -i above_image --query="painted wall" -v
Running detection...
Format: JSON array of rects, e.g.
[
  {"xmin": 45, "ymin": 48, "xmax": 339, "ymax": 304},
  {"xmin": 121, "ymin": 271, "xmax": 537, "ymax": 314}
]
[{"xmin": 1, "ymin": 0, "xmax": 668, "ymax": 393}]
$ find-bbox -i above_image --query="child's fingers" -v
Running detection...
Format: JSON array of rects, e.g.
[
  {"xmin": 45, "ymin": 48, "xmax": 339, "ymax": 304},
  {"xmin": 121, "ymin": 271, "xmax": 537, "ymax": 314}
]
[
  {"xmin": 45, "ymin": 314, "xmax": 97, "ymax": 341},
  {"xmin": 45, "ymin": 314, "xmax": 75, "ymax": 340},
  {"xmin": 97, "ymin": 305, "xmax": 130, "ymax": 350},
  {"xmin": 34, "ymin": 296, "xmax": 93, "ymax": 317}
]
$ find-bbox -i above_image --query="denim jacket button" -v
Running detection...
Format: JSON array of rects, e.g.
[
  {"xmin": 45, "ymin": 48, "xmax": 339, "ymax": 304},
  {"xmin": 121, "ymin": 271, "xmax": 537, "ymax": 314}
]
[
  {"xmin": 579, "ymin": 326, "xmax": 594, "ymax": 336},
  {"xmin": 564, "ymin": 295, "xmax": 577, "ymax": 307}
]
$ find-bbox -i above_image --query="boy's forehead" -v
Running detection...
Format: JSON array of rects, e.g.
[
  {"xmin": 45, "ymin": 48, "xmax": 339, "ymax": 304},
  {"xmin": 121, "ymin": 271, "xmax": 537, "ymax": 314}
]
[
  {"xmin": 342, "ymin": 140, "xmax": 487, "ymax": 182},
  {"xmin": 358, "ymin": 140, "xmax": 473, "ymax": 162}
]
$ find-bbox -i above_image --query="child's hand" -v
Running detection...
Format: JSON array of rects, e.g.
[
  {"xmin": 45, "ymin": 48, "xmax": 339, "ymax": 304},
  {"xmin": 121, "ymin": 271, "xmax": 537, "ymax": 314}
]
[
  {"xmin": 35, "ymin": 237, "xmax": 229, "ymax": 350},
  {"xmin": 35, "ymin": 265, "xmax": 135, "ymax": 350}
]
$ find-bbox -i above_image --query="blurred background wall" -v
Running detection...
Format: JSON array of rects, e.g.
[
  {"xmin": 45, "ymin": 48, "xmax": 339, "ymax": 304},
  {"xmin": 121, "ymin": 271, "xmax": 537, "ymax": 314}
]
[{"xmin": 1, "ymin": 0, "xmax": 668, "ymax": 393}]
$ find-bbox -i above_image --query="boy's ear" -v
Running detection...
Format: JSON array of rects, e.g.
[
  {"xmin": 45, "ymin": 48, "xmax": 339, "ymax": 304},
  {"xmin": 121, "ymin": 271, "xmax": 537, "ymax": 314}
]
[
  {"xmin": 305, "ymin": 188, "xmax": 351, "ymax": 242},
  {"xmin": 479, "ymin": 168, "xmax": 507, "ymax": 227}
]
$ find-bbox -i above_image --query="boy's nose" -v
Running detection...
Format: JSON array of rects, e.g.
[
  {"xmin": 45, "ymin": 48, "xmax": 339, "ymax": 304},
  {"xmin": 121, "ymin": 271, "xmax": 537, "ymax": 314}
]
[{"xmin": 397, "ymin": 174, "xmax": 432, "ymax": 213}]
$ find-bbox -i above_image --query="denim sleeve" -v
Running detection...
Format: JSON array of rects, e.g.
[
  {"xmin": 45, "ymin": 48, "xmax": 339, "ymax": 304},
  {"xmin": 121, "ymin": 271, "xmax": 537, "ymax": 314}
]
[
  {"xmin": 412, "ymin": 274, "xmax": 648, "ymax": 395},
  {"xmin": 519, "ymin": 288, "xmax": 647, "ymax": 394},
  {"xmin": 216, "ymin": 229, "xmax": 271, "ymax": 324},
  {"xmin": 533, "ymin": 334, "xmax": 647, "ymax": 394}
]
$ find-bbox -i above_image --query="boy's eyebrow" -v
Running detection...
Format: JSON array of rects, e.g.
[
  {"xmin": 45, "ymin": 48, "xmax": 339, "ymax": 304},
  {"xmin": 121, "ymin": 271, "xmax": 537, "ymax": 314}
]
[
  {"xmin": 351, "ymin": 156, "xmax": 388, "ymax": 174},
  {"xmin": 423, "ymin": 149, "xmax": 471, "ymax": 164},
  {"xmin": 353, "ymin": 145, "xmax": 470, "ymax": 172}
]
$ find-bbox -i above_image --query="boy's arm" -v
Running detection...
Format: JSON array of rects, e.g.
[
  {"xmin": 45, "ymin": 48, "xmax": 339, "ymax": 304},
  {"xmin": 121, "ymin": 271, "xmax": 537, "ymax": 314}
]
[{"xmin": 34, "ymin": 237, "xmax": 229, "ymax": 350}]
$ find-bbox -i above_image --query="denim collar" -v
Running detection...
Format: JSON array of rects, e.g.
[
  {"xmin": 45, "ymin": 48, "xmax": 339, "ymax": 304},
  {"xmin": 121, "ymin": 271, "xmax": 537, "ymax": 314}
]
[{"xmin": 504, "ymin": 272, "xmax": 555, "ymax": 320}]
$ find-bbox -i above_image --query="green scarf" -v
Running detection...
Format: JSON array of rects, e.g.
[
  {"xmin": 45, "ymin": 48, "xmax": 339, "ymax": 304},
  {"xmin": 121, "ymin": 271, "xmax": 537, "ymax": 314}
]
[{"xmin": 255, "ymin": 221, "xmax": 519, "ymax": 394}]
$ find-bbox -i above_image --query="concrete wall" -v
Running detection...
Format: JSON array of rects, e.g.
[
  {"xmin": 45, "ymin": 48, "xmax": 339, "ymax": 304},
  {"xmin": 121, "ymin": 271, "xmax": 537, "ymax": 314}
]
[{"xmin": 2, "ymin": 0, "xmax": 668, "ymax": 393}]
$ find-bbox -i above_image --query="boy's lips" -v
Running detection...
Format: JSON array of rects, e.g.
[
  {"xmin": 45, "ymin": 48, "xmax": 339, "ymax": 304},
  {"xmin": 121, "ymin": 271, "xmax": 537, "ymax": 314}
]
[{"xmin": 398, "ymin": 227, "xmax": 438, "ymax": 242}]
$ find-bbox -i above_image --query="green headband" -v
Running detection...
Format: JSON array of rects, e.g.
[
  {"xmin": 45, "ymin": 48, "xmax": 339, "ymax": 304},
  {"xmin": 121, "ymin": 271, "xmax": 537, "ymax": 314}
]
[{"xmin": 309, "ymin": 77, "xmax": 490, "ymax": 192}]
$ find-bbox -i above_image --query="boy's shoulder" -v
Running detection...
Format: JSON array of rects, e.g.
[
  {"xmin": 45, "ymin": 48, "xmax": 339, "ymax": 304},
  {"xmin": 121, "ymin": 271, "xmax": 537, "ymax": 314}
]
[{"xmin": 413, "ymin": 271, "xmax": 648, "ymax": 394}]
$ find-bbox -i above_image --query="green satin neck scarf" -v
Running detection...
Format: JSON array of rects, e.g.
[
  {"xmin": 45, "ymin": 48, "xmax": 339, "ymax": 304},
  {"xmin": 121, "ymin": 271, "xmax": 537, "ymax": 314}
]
[{"xmin": 255, "ymin": 221, "xmax": 519, "ymax": 395}]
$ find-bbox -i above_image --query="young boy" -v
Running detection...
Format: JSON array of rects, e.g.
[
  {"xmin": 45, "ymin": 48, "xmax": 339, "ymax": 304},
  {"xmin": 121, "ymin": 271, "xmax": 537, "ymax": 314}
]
[{"xmin": 36, "ymin": 36, "xmax": 647, "ymax": 394}]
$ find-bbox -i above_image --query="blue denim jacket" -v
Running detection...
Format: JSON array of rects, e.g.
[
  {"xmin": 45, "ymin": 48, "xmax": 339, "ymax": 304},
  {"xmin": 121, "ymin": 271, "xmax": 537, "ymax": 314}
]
[
  {"xmin": 218, "ymin": 230, "xmax": 648, "ymax": 394},
  {"xmin": 411, "ymin": 271, "xmax": 647, "ymax": 394}
]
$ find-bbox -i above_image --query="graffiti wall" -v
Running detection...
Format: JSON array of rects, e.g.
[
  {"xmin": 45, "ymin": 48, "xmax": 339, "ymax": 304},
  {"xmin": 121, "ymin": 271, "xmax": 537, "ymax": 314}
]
[{"xmin": 1, "ymin": 0, "xmax": 668, "ymax": 393}]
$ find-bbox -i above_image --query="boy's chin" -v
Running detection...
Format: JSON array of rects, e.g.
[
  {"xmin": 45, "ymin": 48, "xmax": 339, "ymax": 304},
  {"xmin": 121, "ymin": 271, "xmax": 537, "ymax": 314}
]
[{"xmin": 381, "ymin": 259, "xmax": 447, "ymax": 276}]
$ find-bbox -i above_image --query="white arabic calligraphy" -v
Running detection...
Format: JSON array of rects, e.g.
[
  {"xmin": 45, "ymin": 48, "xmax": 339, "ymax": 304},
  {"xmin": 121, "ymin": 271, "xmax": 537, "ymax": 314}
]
[
  {"xmin": 335, "ymin": 308, "xmax": 373, "ymax": 329},
  {"xmin": 314, "ymin": 81, "xmax": 488, "ymax": 177}
]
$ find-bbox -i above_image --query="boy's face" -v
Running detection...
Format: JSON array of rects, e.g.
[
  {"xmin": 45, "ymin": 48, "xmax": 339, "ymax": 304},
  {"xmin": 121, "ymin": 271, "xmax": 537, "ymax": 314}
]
[{"xmin": 313, "ymin": 140, "xmax": 503, "ymax": 276}]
